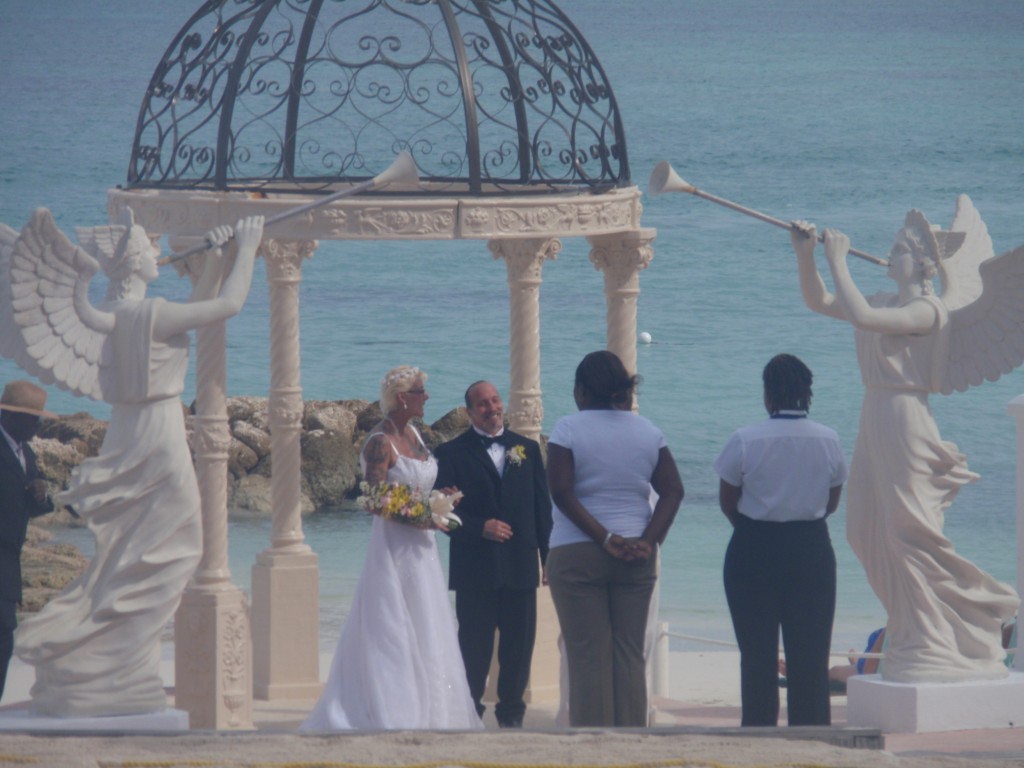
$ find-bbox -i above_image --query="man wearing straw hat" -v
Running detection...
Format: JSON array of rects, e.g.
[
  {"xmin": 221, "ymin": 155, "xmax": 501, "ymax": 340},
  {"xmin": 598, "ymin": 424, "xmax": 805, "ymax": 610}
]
[{"xmin": 0, "ymin": 380, "xmax": 54, "ymax": 700}]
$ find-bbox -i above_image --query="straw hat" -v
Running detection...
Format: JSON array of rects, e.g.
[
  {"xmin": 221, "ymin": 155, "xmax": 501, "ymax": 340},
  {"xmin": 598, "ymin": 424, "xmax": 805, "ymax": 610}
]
[{"xmin": 0, "ymin": 380, "xmax": 55, "ymax": 418}]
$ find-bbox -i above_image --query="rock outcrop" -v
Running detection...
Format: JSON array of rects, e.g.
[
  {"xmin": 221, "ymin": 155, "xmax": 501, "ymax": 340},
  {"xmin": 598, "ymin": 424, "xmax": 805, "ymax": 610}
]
[
  {"xmin": 29, "ymin": 396, "xmax": 475, "ymax": 517},
  {"xmin": 19, "ymin": 526, "xmax": 89, "ymax": 616}
]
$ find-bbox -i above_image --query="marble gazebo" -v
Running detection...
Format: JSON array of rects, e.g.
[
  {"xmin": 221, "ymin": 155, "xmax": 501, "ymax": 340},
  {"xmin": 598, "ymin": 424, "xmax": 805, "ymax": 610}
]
[{"xmin": 108, "ymin": 0, "xmax": 655, "ymax": 729}]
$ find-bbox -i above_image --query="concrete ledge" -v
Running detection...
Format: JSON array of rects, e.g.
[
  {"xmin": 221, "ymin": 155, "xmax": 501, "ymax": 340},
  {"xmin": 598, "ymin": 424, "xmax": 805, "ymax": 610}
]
[
  {"xmin": 575, "ymin": 725, "xmax": 882, "ymax": 750},
  {"xmin": 0, "ymin": 707, "xmax": 188, "ymax": 732},
  {"xmin": 848, "ymin": 672, "xmax": 1024, "ymax": 733}
]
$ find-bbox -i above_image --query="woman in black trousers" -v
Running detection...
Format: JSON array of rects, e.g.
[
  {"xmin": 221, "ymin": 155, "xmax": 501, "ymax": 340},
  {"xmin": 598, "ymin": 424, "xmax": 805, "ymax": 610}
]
[{"xmin": 713, "ymin": 354, "xmax": 847, "ymax": 726}]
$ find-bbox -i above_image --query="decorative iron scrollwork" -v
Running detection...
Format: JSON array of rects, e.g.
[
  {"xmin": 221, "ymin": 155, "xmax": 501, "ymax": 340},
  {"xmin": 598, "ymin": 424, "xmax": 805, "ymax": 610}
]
[{"xmin": 127, "ymin": 0, "xmax": 630, "ymax": 196}]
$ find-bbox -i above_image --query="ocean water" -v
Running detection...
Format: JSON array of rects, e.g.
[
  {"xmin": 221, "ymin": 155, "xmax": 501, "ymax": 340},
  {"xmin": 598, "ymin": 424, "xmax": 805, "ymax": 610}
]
[{"xmin": 2, "ymin": 0, "xmax": 1024, "ymax": 653}]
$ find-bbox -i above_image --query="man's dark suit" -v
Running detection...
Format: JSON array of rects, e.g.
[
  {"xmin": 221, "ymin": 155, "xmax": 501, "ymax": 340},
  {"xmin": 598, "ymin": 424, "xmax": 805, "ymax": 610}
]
[
  {"xmin": 434, "ymin": 428, "xmax": 552, "ymax": 725},
  {"xmin": 0, "ymin": 434, "xmax": 52, "ymax": 700}
]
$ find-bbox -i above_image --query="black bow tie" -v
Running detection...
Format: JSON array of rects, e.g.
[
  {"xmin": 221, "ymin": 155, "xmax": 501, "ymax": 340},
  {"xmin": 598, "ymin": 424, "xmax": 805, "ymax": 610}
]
[{"xmin": 480, "ymin": 433, "xmax": 506, "ymax": 448}]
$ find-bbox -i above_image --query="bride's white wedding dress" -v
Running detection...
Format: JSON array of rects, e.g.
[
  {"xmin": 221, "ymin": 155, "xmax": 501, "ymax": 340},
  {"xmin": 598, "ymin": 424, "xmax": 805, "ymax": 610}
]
[{"xmin": 301, "ymin": 434, "xmax": 482, "ymax": 730}]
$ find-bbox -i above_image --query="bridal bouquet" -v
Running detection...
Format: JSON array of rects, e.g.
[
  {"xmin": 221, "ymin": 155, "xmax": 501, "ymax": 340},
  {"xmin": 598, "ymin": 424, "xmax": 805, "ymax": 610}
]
[{"xmin": 357, "ymin": 482, "xmax": 462, "ymax": 531}]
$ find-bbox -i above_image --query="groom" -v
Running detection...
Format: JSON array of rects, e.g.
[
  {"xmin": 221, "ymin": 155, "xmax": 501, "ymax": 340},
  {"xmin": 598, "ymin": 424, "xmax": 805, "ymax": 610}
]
[{"xmin": 434, "ymin": 381, "xmax": 552, "ymax": 728}]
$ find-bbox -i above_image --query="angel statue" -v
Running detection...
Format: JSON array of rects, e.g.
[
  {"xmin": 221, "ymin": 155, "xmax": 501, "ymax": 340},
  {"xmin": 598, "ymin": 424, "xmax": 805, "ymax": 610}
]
[
  {"xmin": 0, "ymin": 207, "xmax": 264, "ymax": 717},
  {"xmin": 791, "ymin": 195, "xmax": 1022, "ymax": 684}
]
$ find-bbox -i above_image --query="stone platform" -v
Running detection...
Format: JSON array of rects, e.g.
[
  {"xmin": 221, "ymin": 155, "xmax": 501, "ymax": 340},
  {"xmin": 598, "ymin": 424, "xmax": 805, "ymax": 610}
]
[
  {"xmin": 847, "ymin": 671, "xmax": 1024, "ymax": 733},
  {"xmin": 0, "ymin": 706, "xmax": 188, "ymax": 732}
]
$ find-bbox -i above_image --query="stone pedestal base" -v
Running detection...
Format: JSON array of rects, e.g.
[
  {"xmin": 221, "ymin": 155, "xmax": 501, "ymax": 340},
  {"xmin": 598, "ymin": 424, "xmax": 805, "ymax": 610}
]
[
  {"xmin": 0, "ymin": 708, "xmax": 188, "ymax": 732},
  {"xmin": 251, "ymin": 549, "xmax": 321, "ymax": 700},
  {"xmin": 848, "ymin": 671, "xmax": 1024, "ymax": 732},
  {"xmin": 175, "ymin": 586, "xmax": 253, "ymax": 730}
]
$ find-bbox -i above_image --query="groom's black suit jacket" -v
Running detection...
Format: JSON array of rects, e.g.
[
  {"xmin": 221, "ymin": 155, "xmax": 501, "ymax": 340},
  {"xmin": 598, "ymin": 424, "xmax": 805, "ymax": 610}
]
[{"xmin": 434, "ymin": 428, "xmax": 552, "ymax": 592}]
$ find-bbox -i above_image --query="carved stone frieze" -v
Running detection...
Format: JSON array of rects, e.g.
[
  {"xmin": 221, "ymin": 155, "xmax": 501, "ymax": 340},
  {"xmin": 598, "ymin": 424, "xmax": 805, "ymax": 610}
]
[
  {"xmin": 108, "ymin": 193, "xmax": 222, "ymax": 237},
  {"xmin": 461, "ymin": 190, "xmax": 641, "ymax": 238},
  {"xmin": 319, "ymin": 206, "xmax": 457, "ymax": 238},
  {"xmin": 108, "ymin": 186, "xmax": 643, "ymax": 242}
]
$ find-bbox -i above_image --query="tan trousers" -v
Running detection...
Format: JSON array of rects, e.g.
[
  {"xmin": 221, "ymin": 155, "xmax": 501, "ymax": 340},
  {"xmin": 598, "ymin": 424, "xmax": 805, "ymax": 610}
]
[{"xmin": 548, "ymin": 541, "xmax": 656, "ymax": 727}]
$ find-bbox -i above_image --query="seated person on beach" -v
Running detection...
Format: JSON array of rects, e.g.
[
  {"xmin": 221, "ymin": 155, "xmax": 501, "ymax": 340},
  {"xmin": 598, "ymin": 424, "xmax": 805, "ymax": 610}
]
[
  {"xmin": 783, "ymin": 620, "xmax": 1016, "ymax": 693},
  {"xmin": 779, "ymin": 627, "xmax": 884, "ymax": 693},
  {"xmin": 838, "ymin": 619, "xmax": 1014, "ymax": 681}
]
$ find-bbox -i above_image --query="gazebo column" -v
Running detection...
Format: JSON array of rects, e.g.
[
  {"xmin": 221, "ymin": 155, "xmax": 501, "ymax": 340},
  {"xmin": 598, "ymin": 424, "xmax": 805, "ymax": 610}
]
[
  {"xmin": 251, "ymin": 238, "xmax": 322, "ymax": 700},
  {"xmin": 171, "ymin": 238, "xmax": 253, "ymax": 730},
  {"xmin": 587, "ymin": 229, "xmax": 656, "ymax": 386},
  {"xmin": 488, "ymin": 236, "xmax": 561, "ymax": 704},
  {"xmin": 490, "ymin": 237, "xmax": 561, "ymax": 441}
]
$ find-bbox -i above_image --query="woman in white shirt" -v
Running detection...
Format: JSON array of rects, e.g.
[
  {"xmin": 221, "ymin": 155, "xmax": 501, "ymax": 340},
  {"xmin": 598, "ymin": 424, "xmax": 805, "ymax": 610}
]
[
  {"xmin": 547, "ymin": 350, "xmax": 683, "ymax": 727},
  {"xmin": 714, "ymin": 353, "xmax": 847, "ymax": 727}
]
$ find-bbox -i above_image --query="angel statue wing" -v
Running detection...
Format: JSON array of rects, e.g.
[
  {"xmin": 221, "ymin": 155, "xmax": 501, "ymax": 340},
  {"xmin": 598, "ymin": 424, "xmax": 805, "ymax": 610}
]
[
  {"xmin": 938, "ymin": 196, "xmax": 1024, "ymax": 394},
  {"xmin": 939, "ymin": 194, "xmax": 994, "ymax": 312},
  {"xmin": 0, "ymin": 208, "xmax": 114, "ymax": 401}
]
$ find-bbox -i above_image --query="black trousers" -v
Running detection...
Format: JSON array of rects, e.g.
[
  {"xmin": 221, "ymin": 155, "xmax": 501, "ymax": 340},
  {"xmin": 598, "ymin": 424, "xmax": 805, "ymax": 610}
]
[
  {"xmin": 0, "ymin": 599, "xmax": 16, "ymax": 701},
  {"xmin": 724, "ymin": 514, "xmax": 836, "ymax": 726},
  {"xmin": 455, "ymin": 587, "xmax": 536, "ymax": 724}
]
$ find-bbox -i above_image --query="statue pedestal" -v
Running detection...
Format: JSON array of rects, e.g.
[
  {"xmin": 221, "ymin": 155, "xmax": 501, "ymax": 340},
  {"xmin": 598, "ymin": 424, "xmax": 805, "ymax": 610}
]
[
  {"xmin": 848, "ymin": 672, "xmax": 1024, "ymax": 732},
  {"xmin": 0, "ymin": 708, "xmax": 188, "ymax": 732}
]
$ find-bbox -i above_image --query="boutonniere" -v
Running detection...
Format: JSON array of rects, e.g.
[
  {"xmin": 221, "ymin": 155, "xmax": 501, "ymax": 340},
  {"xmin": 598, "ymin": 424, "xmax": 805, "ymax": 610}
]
[{"xmin": 507, "ymin": 444, "xmax": 527, "ymax": 467}]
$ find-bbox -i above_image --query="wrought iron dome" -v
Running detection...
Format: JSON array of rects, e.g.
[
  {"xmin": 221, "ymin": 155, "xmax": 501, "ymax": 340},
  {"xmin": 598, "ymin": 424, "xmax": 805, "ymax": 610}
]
[{"xmin": 127, "ymin": 0, "xmax": 631, "ymax": 197}]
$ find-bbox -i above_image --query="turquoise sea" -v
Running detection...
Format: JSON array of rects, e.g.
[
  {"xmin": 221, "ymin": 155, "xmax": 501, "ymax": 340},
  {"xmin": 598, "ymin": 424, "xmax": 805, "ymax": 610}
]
[{"xmin": 2, "ymin": 0, "xmax": 1023, "ymax": 653}]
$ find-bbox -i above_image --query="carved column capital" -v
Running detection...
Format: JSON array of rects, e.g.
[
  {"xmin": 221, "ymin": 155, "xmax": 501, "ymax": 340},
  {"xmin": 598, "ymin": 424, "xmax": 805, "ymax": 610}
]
[
  {"xmin": 587, "ymin": 230, "xmax": 657, "ymax": 408},
  {"xmin": 489, "ymin": 238, "xmax": 562, "ymax": 283},
  {"xmin": 489, "ymin": 237, "xmax": 561, "ymax": 442},
  {"xmin": 587, "ymin": 231, "xmax": 655, "ymax": 287},
  {"xmin": 261, "ymin": 238, "xmax": 317, "ymax": 282},
  {"xmin": 167, "ymin": 235, "xmax": 206, "ymax": 281}
]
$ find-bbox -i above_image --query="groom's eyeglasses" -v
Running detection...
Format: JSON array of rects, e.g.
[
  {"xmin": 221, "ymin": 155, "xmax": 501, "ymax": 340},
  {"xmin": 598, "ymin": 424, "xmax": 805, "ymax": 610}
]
[{"xmin": 407, "ymin": 388, "xmax": 426, "ymax": 394}]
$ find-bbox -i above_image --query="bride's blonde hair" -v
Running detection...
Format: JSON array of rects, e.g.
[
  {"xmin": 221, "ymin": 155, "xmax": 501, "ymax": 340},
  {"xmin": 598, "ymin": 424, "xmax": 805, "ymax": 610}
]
[{"xmin": 380, "ymin": 365, "xmax": 427, "ymax": 414}]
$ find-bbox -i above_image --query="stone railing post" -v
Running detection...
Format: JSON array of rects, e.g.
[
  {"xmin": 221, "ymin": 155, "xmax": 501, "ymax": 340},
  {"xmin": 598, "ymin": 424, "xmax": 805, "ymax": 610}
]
[
  {"xmin": 489, "ymin": 237, "xmax": 561, "ymax": 442},
  {"xmin": 1009, "ymin": 395, "xmax": 1024, "ymax": 670},
  {"xmin": 170, "ymin": 237, "xmax": 253, "ymax": 730},
  {"xmin": 588, "ymin": 229, "xmax": 656, "ymax": 399},
  {"xmin": 250, "ymin": 238, "xmax": 322, "ymax": 700}
]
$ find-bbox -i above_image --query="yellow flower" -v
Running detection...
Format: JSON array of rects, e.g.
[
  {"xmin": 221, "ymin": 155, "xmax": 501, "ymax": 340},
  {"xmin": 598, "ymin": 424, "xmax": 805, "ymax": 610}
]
[{"xmin": 507, "ymin": 444, "xmax": 527, "ymax": 467}]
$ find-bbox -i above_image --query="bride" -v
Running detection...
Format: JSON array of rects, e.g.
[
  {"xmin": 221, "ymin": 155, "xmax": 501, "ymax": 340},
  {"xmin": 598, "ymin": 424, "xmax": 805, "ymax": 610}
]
[{"xmin": 301, "ymin": 365, "xmax": 482, "ymax": 730}]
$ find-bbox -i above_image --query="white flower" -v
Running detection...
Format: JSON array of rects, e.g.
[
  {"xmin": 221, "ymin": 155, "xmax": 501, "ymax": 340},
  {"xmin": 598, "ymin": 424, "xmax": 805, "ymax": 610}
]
[
  {"xmin": 430, "ymin": 489, "xmax": 464, "ymax": 531},
  {"xmin": 507, "ymin": 444, "xmax": 527, "ymax": 467}
]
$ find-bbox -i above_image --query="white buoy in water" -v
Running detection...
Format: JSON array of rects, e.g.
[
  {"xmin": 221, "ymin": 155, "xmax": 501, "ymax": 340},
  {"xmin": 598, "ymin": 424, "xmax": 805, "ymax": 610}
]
[{"xmin": 639, "ymin": 331, "xmax": 652, "ymax": 344}]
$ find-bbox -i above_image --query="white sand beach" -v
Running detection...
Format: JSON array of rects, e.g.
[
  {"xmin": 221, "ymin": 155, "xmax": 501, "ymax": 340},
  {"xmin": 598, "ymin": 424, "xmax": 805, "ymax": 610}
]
[{"xmin": 3, "ymin": 650, "xmax": 1024, "ymax": 767}]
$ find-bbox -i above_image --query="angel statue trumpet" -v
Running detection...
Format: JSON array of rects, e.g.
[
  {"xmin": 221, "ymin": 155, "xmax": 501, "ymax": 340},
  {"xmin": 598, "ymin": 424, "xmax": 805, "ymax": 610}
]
[
  {"xmin": 792, "ymin": 196, "xmax": 1022, "ymax": 684},
  {"xmin": 0, "ymin": 207, "xmax": 264, "ymax": 717}
]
